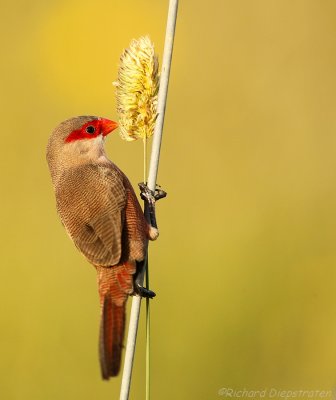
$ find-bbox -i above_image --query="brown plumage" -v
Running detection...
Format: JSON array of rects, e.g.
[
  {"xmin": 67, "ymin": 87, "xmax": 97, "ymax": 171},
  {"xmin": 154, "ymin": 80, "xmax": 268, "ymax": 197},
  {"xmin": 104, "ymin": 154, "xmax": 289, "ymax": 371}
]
[{"xmin": 46, "ymin": 116, "xmax": 158, "ymax": 379}]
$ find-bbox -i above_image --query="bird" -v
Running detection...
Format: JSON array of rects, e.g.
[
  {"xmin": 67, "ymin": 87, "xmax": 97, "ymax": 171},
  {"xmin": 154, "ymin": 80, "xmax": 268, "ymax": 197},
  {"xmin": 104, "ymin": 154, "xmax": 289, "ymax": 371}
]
[{"xmin": 46, "ymin": 116, "xmax": 161, "ymax": 379}]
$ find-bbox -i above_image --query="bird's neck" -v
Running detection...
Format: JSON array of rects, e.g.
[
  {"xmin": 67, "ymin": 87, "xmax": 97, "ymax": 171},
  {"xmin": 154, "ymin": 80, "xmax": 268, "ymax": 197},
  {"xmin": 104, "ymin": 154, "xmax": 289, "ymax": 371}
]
[{"xmin": 50, "ymin": 136, "xmax": 110, "ymax": 186}]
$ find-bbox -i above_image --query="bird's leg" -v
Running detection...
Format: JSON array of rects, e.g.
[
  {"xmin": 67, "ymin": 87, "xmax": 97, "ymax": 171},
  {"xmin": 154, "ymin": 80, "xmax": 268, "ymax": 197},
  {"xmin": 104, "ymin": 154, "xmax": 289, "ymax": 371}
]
[
  {"xmin": 133, "ymin": 259, "xmax": 156, "ymax": 298},
  {"xmin": 133, "ymin": 183, "xmax": 166, "ymax": 298},
  {"xmin": 138, "ymin": 182, "xmax": 167, "ymax": 229}
]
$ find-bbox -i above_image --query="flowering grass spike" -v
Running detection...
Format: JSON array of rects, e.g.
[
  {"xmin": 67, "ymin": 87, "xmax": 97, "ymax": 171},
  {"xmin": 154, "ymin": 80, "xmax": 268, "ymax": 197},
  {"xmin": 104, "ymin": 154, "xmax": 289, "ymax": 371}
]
[{"xmin": 114, "ymin": 36, "xmax": 159, "ymax": 142}]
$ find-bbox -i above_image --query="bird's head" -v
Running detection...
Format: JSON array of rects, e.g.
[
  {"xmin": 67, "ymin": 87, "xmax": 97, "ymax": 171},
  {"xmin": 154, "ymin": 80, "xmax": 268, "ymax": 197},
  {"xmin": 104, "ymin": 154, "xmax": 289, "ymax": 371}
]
[
  {"xmin": 46, "ymin": 116, "xmax": 118, "ymax": 183},
  {"xmin": 48, "ymin": 115, "xmax": 118, "ymax": 144},
  {"xmin": 63, "ymin": 116, "xmax": 118, "ymax": 143}
]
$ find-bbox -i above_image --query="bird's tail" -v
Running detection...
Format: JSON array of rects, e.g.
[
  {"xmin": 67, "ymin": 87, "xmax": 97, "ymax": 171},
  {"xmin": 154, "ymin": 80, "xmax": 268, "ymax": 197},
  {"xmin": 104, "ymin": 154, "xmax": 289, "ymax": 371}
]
[{"xmin": 96, "ymin": 263, "xmax": 136, "ymax": 379}]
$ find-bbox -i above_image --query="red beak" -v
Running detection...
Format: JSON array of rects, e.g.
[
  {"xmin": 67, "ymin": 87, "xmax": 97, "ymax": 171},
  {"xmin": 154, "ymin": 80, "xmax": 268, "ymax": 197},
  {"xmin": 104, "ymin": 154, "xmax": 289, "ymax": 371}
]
[{"xmin": 100, "ymin": 118, "xmax": 118, "ymax": 136}]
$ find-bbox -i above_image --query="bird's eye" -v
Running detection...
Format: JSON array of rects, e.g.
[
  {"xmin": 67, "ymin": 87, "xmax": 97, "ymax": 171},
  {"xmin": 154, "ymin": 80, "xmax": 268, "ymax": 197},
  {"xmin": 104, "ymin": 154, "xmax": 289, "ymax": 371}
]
[{"xmin": 86, "ymin": 125, "xmax": 96, "ymax": 134}]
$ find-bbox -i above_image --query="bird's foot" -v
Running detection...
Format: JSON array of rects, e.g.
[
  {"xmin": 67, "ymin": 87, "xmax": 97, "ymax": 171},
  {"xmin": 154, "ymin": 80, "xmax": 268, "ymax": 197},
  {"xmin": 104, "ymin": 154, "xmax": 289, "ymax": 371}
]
[
  {"xmin": 138, "ymin": 182, "xmax": 167, "ymax": 230},
  {"xmin": 133, "ymin": 283, "xmax": 156, "ymax": 299},
  {"xmin": 138, "ymin": 182, "xmax": 167, "ymax": 203}
]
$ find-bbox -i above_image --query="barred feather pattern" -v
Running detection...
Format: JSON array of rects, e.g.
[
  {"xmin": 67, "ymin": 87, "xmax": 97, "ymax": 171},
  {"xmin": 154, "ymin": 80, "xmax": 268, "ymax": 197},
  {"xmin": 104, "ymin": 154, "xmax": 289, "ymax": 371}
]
[
  {"xmin": 97, "ymin": 262, "xmax": 136, "ymax": 378},
  {"xmin": 46, "ymin": 116, "xmax": 152, "ymax": 379}
]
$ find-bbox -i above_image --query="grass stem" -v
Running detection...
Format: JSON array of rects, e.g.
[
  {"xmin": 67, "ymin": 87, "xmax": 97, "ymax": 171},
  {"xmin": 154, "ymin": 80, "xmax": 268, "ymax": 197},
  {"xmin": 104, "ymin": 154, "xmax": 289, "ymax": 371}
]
[
  {"xmin": 145, "ymin": 261, "xmax": 150, "ymax": 400},
  {"xmin": 119, "ymin": 2, "xmax": 178, "ymax": 399}
]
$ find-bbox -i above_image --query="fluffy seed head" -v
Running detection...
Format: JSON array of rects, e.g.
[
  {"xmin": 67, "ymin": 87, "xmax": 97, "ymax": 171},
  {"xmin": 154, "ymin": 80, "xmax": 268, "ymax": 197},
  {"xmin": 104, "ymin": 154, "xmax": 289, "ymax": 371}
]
[{"xmin": 114, "ymin": 36, "xmax": 159, "ymax": 141}]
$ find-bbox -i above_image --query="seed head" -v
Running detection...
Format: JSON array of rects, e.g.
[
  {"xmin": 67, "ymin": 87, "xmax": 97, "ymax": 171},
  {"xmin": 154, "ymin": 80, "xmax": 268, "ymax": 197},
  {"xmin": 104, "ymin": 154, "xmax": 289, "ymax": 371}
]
[{"xmin": 114, "ymin": 36, "xmax": 159, "ymax": 141}]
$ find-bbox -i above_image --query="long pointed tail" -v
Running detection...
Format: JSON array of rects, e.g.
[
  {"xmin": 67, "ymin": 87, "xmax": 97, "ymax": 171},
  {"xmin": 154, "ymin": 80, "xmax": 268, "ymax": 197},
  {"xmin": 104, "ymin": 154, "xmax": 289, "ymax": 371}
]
[
  {"xmin": 96, "ymin": 263, "xmax": 135, "ymax": 379},
  {"xmin": 100, "ymin": 294, "xmax": 125, "ymax": 378}
]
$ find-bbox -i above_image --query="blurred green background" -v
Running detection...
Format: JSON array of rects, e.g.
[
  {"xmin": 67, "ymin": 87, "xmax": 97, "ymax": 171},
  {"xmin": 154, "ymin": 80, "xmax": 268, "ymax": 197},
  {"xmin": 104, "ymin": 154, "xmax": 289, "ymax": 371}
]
[{"xmin": 1, "ymin": 0, "xmax": 336, "ymax": 399}]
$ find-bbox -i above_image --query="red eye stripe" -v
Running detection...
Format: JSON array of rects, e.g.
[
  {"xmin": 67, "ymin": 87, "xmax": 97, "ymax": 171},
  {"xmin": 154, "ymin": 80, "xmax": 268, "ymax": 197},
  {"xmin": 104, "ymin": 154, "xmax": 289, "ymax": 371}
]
[{"xmin": 65, "ymin": 120, "xmax": 101, "ymax": 143}]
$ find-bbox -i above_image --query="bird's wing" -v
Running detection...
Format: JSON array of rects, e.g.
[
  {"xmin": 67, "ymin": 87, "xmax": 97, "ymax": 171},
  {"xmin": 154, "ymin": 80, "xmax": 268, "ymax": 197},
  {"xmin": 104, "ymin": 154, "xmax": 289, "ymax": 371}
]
[{"xmin": 55, "ymin": 163, "xmax": 127, "ymax": 266}]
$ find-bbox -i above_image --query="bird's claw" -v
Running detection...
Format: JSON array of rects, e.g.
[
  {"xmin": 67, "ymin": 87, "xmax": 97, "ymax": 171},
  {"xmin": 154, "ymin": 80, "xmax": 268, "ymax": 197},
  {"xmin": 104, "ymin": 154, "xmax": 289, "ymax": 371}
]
[
  {"xmin": 133, "ymin": 283, "xmax": 156, "ymax": 299},
  {"xmin": 138, "ymin": 182, "xmax": 167, "ymax": 203},
  {"xmin": 138, "ymin": 182, "xmax": 166, "ymax": 233},
  {"xmin": 154, "ymin": 186, "xmax": 167, "ymax": 201}
]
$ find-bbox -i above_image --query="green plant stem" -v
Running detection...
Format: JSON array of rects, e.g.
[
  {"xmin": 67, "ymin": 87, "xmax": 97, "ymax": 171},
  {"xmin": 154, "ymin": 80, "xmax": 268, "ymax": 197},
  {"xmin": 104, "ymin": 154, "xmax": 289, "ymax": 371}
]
[
  {"xmin": 145, "ymin": 260, "xmax": 150, "ymax": 400},
  {"xmin": 144, "ymin": 137, "xmax": 150, "ymax": 400},
  {"xmin": 143, "ymin": 138, "xmax": 147, "ymax": 183}
]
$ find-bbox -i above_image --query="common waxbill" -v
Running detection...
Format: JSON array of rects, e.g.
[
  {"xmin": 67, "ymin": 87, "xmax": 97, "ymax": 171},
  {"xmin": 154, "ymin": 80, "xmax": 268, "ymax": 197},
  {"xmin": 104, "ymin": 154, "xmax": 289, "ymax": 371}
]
[{"xmin": 46, "ymin": 116, "xmax": 159, "ymax": 379}]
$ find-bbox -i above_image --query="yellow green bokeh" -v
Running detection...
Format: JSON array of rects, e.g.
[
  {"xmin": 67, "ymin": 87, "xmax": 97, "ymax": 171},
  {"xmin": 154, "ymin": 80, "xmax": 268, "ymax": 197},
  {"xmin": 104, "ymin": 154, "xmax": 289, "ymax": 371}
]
[{"xmin": 1, "ymin": 1, "xmax": 336, "ymax": 399}]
